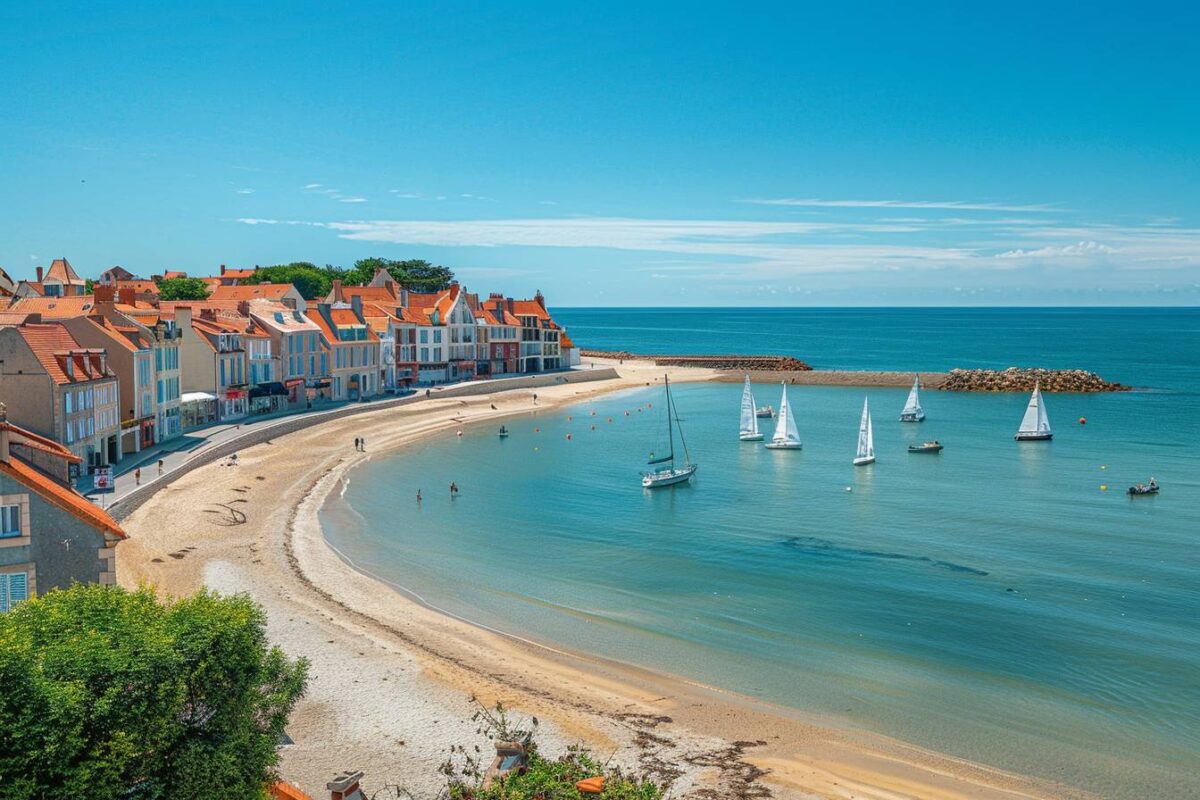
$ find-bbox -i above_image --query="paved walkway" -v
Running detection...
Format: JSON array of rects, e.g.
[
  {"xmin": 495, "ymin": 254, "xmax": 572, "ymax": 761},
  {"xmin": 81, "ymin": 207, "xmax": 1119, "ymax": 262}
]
[{"xmin": 86, "ymin": 365, "xmax": 605, "ymax": 511}]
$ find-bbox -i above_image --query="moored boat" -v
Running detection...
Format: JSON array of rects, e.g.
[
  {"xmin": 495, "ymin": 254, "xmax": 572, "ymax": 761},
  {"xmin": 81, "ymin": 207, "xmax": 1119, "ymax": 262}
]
[
  {"xmin": 1015, "ymin": 382, "xmax": 1053, "ymax": 441},
  {"xmin": 908, "ymin": 441, "xmax": 943, "ymax": 454},
  {"xmin": 900, "ymin": 375, "xmax": 925, "ymax": 422},
  {"xmin": 853, "ymin": 397, "xmax": 875, "ymax": 466},
  {"xmin": 498, "ymin": 425, "xmax": 509, "ymax": 438},
  {"xmin": 764, "ymin": 382, "xmax": 802, "ymax": 450},
  {"xmin": 755, "ymin": 405, "xmax": 775, "ymax": 418},
  {"xmin": 1128, "ymin": 479, "xmax": 1159, "ymax": 496},
  {"xmin": 642, "ymin": 375, "xmax": 698, "ymax": 488},
  {"xmin": 739, "ymin": 375, "xmax": 764, "ymax": 441}
]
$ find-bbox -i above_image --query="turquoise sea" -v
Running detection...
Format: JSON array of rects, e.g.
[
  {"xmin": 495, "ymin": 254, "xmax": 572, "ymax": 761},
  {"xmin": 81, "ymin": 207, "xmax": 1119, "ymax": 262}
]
[{"xmin": 323, "ymin": 309, "xmax": 1199, "ymax": 799}]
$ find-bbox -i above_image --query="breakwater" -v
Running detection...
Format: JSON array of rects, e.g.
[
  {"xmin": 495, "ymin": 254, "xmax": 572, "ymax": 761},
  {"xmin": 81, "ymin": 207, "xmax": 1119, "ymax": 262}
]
[
  {"xmin": 941, "ymin": 367, "xmax": 1128, "ymax": 392},
  {"xmin": 581, "ymin": 350, "xmax": 812, "ymax": 371}
]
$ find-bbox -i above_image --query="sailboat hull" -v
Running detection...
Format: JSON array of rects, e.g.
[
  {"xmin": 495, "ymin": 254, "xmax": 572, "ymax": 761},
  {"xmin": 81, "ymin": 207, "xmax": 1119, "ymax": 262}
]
[
  {"xmin": 642, "ymin": 465, "xmax": 697, "ymax": 488},
  {"xmin": 765, "ymin": 441, "xmax": 802, "ymax": 450},
  {"xmin": 739, "ymin": 433, "xmax": 764, "ymax": 441},
  {"xmin": 852, "ymin": 456, "xmax": 875, "ymax": 466},
  {"xmin": 1014, "ymin": 432, "xmax": 1053, "ymax": 441},
  {"xmin": 899, "ymin": 412, "xmax": 925, "ymax": 422}
]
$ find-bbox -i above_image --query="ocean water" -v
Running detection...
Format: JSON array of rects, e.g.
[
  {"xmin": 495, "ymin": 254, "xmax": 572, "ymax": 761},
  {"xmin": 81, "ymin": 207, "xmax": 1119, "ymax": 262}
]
[{"xmin": 322, "ymin": 309, "xmax": 1200, "ymax": 799}]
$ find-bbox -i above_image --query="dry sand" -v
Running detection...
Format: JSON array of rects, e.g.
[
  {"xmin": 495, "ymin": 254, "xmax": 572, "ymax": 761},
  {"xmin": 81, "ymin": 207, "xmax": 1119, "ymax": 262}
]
[{"xmin": 118, "ymin": 360, "xmax": 1090, "ymax": 800}]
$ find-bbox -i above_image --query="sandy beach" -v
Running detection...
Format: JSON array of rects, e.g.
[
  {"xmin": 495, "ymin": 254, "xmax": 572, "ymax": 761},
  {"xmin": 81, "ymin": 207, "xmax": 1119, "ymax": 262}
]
[{"xmin": 117, "ymin": 359, "xmax": 1091, "ymax": 800}]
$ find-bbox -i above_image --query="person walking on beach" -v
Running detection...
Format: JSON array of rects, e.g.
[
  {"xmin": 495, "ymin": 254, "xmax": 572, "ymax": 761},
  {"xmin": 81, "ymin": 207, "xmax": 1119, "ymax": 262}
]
[
  {"xmin": 134, "ymin": 468, "xmax": 141, "ymax": 486},
  {"xmin": 360, "ymin": 436, "xmax": 366, "ymax": 451},
  {"xmin": 157, "ymin": 459, "xmax": 164, "ymax": 476}
]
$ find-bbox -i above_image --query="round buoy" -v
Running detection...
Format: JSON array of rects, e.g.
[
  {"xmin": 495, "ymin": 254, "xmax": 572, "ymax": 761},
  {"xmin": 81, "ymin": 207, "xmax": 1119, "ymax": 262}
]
[
  {"xmin": 1100, "ymin": 465, "xmax": 1107, "ymax": 470},
  {"xmin": 534, "ymin": 427, "xmax": 540, "ymax": 433},
  {"xmin": 590, "ymin": 425, "xmax": 596, "ymax": 431},
  {"xmin": 1079, "ymin": 417, "xmax": 1087, "ymax": 425},
  {"xmin": 566, "ymin": 434, "xmax": 572, "ymax": 440},
  {"xmin": 456, "ymin": 430, "xmax": 463, "ymax": 437},
  {"xmin": 1100, "ymin": 484, "xmax": 1108, "ymax": 491},
  {"xmin": 647, "ymin": 402, "xmax": 653, "ymax": 408},
  {"xmin": 607, "ymin": 417, "xmax": 613, "ymax": 423},
  {"xmin": 845, "ymin": 486, "xmax": 853, "ymax": 492}
]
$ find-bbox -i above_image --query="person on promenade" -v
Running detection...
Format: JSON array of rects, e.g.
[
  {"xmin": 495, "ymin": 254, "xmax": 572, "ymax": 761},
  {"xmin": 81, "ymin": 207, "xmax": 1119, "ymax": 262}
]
[
  {"xmin": 361, "ymin": 437, "xmax": 366, "ymax": 451},
  {"xmin": 134, "ymin": 468, "xmax": 141, "ymax": 486},
  {"xmin": 353, "ymin": 437, "xmax": 360, "ymax": 451},
  {"xmin": 157, "ymin": 459, "xmax": 164, "ymax": 476}
]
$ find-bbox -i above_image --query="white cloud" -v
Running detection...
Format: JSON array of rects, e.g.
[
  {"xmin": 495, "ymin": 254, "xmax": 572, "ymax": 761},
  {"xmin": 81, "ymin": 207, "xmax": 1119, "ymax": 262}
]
[
  {"xmin": 741, "ymin": 198, "xmax": 1062, "ymax": 212},
  {"xmin": 338, "ymin": 196, "xmax": 368, "ymax": 203},
  {"xmin": 235, "ymin": 188, "xmax": 255, "ymax": 195},
  {"xmin": 304, "ymin": 183, "xmax": 322, "ymax": 189},
  {"xmin": 997, "ymin": 240, "xmax": 1117, "ymax": 259}
]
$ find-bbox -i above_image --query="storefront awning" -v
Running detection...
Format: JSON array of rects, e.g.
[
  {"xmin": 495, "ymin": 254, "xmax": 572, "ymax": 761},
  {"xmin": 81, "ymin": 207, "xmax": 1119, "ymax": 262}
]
[
  {"xmin": 249, "ymin": 382, "xmax": 288, "ymax": 398},
  {"xmin": 181, "ymin": 391, "xmax": 217, "ymax": 403}
]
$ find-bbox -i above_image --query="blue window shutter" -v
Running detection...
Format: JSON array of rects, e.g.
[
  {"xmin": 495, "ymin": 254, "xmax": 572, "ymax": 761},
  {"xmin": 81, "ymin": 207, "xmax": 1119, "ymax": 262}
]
[{"xmin": 9, "ymin": 572, "xmax": 26, "ymax": 604}]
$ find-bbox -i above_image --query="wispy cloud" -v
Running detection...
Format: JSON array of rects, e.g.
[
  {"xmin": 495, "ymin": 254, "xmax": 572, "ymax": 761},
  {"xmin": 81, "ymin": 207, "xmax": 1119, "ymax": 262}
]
[
  {"xmin": 304, "ymin": 183, "xmax": 323, "ymax": 189},
  {"xmin": 338, "ymin": 196, "xmax": 368, "ymax": 203},
  {"xmin": 997, "ymin": 240, "xmax": 1117, "ymax": 259},
  {"xmin": 741, "ymin": 198, "xmax": 1063, "ymax": 212},
  {"xmin": 235, "ymin": 188, "xmax": 255, "ymax": 195}
]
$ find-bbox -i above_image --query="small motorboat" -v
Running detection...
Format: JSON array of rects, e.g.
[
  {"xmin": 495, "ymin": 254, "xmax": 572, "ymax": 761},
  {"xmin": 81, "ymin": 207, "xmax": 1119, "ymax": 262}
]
[
  {"xmin": 498, "ymin": 426, "xmax": 509, "ymax": 438},
  {"xmin": 908, "ymin": 441, "xmax": 944, "ymax": 454},
  {"xmin": 756, "ymin": 405, "xmax": 775, "ymax": 418},
  {"xmin": 1128, "ymin": 480, "xmax": 1159, "ymax": 496}
]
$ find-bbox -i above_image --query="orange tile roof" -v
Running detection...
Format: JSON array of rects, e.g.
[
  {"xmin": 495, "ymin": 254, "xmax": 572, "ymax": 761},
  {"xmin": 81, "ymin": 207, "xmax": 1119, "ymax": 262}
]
[
  {"xmin": 269, "ymin": 781, "xmax": 313, "ymax": 800},
  {"xmin": 9, "ymin": 295, "xmax": 96, "ymax": 318},
  {"xmin": 340, "ymin": 285, "xmax": 398, "ymax": 303},
  {"xmin": 45, "ymin": 257, "xmax": 85, "ymax": 285},
  {"xmin": 434, "ymin": 284, "xmax": 461, "ymax": 321},
  {"xmin": 162, "ymin": 270, "xmax": 188, "ymax": 280},
  {"xmin": 220, "ymin": 267, "xmax": 258, "ymax": 279},
  {"xmin": 209, "ymin": 283, "xmax": 296, "ymax": 302},
  {"xmin": 511, "ymin": 299, "xmax": 550, "ymax": 320},
  {"xmin": 0, "ymin": 311, "xmax": 36, "ymax": 325},
  {"xmin": 0, "ymin": 458, "xmax": 125, "ymax": 539},
  {"xmin": 0, "ymin": 420, "xmax": 81, "ymax": 463},
  {"xmin": 310, "ymin": 306, "xmax": 379, "ymax": 342},
  {"xmin": 560, "ymin": 332, "xmax": 575, "ymax": 348},
  {"xmin": 397, "ymin": 306, "xmax": 434, "ymax": 325},
  {"xmin": 116, "ymin": 279, "xmax": 160, "ymax": 295},
  {"xmin": 405, "ymin": 291, "xmax": 441, "ymax": 310},
  {"xmin": 14, "ymin": 323, "xmax": 111, "ymax": 385}
]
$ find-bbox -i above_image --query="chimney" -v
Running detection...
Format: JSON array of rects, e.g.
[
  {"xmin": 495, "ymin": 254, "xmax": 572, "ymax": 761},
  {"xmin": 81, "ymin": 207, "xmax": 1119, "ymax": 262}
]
[
  {"xmin": 94, "ymin": 284, "xmax": 116, "ymax": 305},
  {"xmin": 175, "ymin": 305, "xmax": 193, "ymax": 335},
  {"xmin": 117, "ymin": 285, "xmax": 136, "ymax": 305},
  {"xmin": 36, "ymin": 266, "xmax": 43, "ymax": 282},
  {"xmin": 399, "ymin": 288, "xmax": 409, "ymax": 307},
  {"xmin": 326, "ymin": 770, "xmax": 365, "ymax": 800},
  {"xmin": 331, "ymin": 279, "xmax": 343, "ymax": 303},
  {"xmin": 220, "ymin": 264, "xmax": 226, "ymax": 275}
]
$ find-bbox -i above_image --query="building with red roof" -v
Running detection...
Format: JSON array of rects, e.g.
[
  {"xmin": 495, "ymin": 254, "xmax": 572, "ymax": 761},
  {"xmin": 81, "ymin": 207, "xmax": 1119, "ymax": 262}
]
[
  {"xmin": 307, "ymin": 299, "xmax": 380, "ymax": 401},
  {"xmin": 0, "ymin": 412, "xmax": 127, "ymax": 610},
  {"xmin": 0, "ymin": 320, "xmax": 123, "ymax": 474}
]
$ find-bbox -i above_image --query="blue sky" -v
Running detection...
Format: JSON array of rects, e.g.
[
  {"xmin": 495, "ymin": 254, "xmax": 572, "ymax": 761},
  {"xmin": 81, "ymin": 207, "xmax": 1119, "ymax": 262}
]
[{"xmin": 3, "ymin": 2, "xmax": 1198, "ymax": 305}]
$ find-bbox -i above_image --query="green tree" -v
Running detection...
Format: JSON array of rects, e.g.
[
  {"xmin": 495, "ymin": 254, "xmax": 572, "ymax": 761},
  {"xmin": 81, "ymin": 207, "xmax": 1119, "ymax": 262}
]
[
  {"xmin": 0, "ymin": 584, "xmax": 308, "ymax": 800},
  {"xmin": 241, "ymin": 263, "xmax": 332, "ymax": 300},
  {"xmin": 352, "ymin": 257, "xmax": 455, "ymax": 292},
  {"xmin": 156, "ymin": 277, "xmax": 211, "ymax": 301}
]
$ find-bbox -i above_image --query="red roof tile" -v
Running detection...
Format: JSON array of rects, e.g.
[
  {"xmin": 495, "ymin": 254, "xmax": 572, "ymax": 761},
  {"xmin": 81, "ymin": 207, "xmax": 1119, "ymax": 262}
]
[{"xmin": 0, "ymin": 458, "xmax": 125, "ymax": 539}]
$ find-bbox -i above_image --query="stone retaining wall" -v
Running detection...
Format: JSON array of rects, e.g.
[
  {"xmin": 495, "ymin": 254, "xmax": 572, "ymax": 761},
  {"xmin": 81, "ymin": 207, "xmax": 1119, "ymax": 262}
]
[
  {"xmin": 941, "ymin": 367, "xmax": 1128, "ymax": 393},
  {"xmin": 582, "ymin": 350, "xmax": 812, "ymax": 371}
]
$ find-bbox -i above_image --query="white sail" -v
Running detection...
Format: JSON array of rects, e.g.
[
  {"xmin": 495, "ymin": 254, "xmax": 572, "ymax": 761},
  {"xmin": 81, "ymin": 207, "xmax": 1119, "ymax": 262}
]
[
  {"xmin": 901, "ymin": 375, "xmax": 924, "ymax": 420},
  {"xmin": 739, "ymin": 375, "xmax": 758, "ymax": 437},
  {"xmin": 856, "ymin": 398, "xmax": 875, "ymax": 461},
  {"xmin": 772, "ymin": 383, "xmax": 801, "ymax": 445},
  {"xmin": 1018, "ymin": 383, "xmax": 1052, "ymax": 436}
]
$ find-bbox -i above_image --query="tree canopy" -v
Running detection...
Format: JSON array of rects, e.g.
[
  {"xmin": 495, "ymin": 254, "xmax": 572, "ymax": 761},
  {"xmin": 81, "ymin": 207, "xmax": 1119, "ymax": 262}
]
[
  {"xmin": 155, "ymin": 277, "xmax": 211, "ymax": 301},
  {"xmin": 347, "ymin": 257, "xmax": 455, "ymax": 292},
  {"xmin": 239, "ymin": 262, "xmax": 335, "ymax": 300},
  {"xmin": 0, "ymin": 584, "xmax": 308, "ymax": 800}
]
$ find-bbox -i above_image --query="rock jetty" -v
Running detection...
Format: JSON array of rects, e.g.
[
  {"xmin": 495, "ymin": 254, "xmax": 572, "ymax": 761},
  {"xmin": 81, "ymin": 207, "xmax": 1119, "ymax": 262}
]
[
  {"xmin": 581, "ymin": 350, "xmax": 812, "ymax": 372},
  {"xmin": 941, "ymin": 368, "xmax": 1128, "ymax": 393}
]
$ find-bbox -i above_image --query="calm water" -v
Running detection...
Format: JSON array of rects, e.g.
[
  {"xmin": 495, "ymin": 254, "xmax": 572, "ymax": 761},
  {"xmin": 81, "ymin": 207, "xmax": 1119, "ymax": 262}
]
[{"xmin": 323, "ymin": 309, "xmax": 1200, "ymax": 799}]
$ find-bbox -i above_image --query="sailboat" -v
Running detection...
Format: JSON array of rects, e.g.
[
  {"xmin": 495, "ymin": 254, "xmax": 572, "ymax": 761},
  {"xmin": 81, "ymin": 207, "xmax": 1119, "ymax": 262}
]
[
  {"xmin": 900, "ymin": 375, "xmax": 925, "ymax": 422},
  {"xmin": 764, "ymin": 382, "xmax": 802, "ymax": 450},
  {"xmin": 1015, "ymin": 382, "xmax": 1053, "ymax": 441},
  {"xmin": 853, "ymin": 397, "xmax": 875, "ymax": 465},
  {"xmin": 739, "ymin": 375, "xmax": 764, "ymax": 441},
  {"xmin": 642, "ymin": 375, "xmax": 698, "ymax": 488}
]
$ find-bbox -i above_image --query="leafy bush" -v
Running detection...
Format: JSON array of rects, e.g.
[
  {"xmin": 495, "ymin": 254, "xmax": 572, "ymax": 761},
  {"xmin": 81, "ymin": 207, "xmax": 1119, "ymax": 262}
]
[{"xmin": 0, "ymin": 585, "xmax": 308, "ymax": 800}]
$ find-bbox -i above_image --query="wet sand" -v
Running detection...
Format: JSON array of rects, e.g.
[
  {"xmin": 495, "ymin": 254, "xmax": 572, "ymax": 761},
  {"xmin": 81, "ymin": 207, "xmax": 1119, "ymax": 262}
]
[{"xmin": 117, "ymin": 360, "xmax": 1089, "ymax": 800}]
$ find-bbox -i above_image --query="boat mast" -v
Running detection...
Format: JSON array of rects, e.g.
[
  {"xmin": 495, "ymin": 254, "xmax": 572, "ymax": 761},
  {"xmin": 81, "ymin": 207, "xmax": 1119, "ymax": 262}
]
[{"xmin": 665, "ymin": 375, "xmax": 676, "ymax": 466}]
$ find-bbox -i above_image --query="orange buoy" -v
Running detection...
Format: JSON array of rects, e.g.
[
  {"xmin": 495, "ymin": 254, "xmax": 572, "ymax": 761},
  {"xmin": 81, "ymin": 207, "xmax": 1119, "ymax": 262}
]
[
  {"xmin": 576, "ymin": 776, "xmax": 605, "ymax": 794},
  {"xmin": 1079, "ymin": 417, "xmax": 1087, "ymax": 425}
]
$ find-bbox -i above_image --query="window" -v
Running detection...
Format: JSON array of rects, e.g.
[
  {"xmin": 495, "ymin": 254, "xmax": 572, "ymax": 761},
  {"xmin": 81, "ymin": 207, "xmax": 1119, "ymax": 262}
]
[
  {"xmin": 0, "ymin": 572, "xmax": 29, "ymax": 612},
  {"xmin": 0, "ymin": 505, "xmax": 20, "ymax": 538},
  {"xmin": 65, "ymin": 393, "xmax": 73, "ymax": 414}
]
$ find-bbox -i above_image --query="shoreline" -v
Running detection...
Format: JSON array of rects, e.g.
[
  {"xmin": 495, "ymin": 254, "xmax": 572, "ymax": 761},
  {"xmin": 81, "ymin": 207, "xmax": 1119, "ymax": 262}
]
[{"xmin": 116, "ymin": 360, "xmax": 1090, "ymax": 800}]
